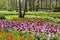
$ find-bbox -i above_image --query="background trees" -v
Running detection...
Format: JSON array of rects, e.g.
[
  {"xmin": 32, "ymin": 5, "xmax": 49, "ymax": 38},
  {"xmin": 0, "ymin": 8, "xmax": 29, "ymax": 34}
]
[
  {"xmin": 0, "ymin": 0, "xmax": 60, "ymax": 18},
  {"xmin": 0, "ymin": 0, "xmax": 60, "ymax": 11},
  {"xmin": 0, "ymin": 0, "xmax": 6, "ymax": 10}
]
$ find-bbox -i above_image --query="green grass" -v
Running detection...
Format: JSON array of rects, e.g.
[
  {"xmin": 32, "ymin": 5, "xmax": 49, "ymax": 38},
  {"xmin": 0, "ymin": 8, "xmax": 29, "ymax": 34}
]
[
  {"xmin": 5, "ymin": 15, "xmax": 18, "ymax": 19},
  {"xmin": 0, "ymin": 10, "xmax": 60, "ymax": 21},
  {"xmin": 0, "ymin": 11, "xmax": 60, "ymax": 14},
  {"xmin": 5, "ymin": 15, "xmax": 35, "ymax": 20},
  {"xmin": 0, "ymin": 10, "xmax": 18, "ymax": 15}
]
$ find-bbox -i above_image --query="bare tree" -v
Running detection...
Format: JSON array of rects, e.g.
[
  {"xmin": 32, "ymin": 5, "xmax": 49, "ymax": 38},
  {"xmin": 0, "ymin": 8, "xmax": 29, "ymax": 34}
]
[
  {"xmin": 19, "ymin": 0, "xmax": 22, "ymax": 18},
  {"xmin": 25, "ymin": 0, "xmax": 27, "ymax": 12},
  {"xmin": 50, "ymin": 0, "xmax": 52, "ymax": 10},
  {"xmin": 35, "ymin": 0, "xmax": 39, "ymax": 11},
  {"xmin": 23, "ymin": 0, "xmax": 27, "ymax": 17},
  {"xmin": 28, "ymin": 0, "xmax": 32, "ymax": 11},
  {"xmin": 56, "ymin": 0, "xmax": 58, "ymax": 7},
  {"xmin": 41, "ymin": 0, "xmax": 42, "ymax": 9},
  {"xmin": 15, "ymin": 0, "xmax": 18, "ymax": 12},
  {"xmin": 19, "ymin": 0, "xmax": 27, "ymax": 18}
]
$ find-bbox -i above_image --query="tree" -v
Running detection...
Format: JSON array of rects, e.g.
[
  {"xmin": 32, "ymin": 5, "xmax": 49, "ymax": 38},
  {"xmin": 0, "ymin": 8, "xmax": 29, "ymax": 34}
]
[
  {"xmin": 46, "ymin": 0, "xmax": 47, "ymax": 11},
  {"xmin": 5, "ymin": 0, "xmax": 16, "ymax": 11},
  {"xmin": 25, "ymin": 0, "xmax": 27, "ymax": 12},
  {"xmin": 10, "ymin": 0, "xmax": 16, "ymax": 11},
  {"xmin": 6, "ymin": 0, "xmax": 10, "ymax": 11},
  {"xmin": 49, "ymin": 0, "xmax": 52, "ymax": 10},
  {"xmin": 41, "ymin": 0, "xmax": 42, "ymax": 9},
  {"xmin": 18, "ymin": 0, "xmax": 27, "ymax": 18},
  {"xmin": 15, "ymin": 0, "xmax": 18, "ymax": 12},
  {"xmin": 0, "ymin": 0, "xmax": 5, "ymax": 9},
  {"xmin": 32, "ymin": 0, "xmax": 35, "ymax": 11},
  {"xmin": 59, "ymin": 0, "xmax": 60, "ymax": 7},
  {"xmin": 56, "ymin": 0, "xmax": 58, "ymax": 7},
  {"xmin": 22, "ymin": 0, "xmax": 28, "ymax": 17},
  {"xmin": 19, "ymin": 0, "xmax": 22, "ymax": 18},
  {"xmin": 35, "ymin": 0, "xmax": 39, "ymax": 11},
  {"xmin": 28, "ymin": 0, "xmax": 32, "ymax": 11}
]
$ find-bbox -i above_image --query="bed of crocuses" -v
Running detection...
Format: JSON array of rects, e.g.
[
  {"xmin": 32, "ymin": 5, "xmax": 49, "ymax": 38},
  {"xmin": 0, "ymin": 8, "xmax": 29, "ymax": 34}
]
[{"xmin": 0, "ymin": 19, "xmax": 60, "ymax": 40}]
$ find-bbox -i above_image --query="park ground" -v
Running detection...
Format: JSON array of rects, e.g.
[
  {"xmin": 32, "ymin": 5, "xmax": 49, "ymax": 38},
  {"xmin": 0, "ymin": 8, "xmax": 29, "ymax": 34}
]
[{"xmin": 0, "ymin": 10, "xmax": 60, "ymax": 40}]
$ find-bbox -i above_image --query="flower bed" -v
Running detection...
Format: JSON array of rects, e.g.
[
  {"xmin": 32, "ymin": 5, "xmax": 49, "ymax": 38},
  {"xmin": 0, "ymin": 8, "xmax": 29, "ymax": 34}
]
[{"xmin": 0, "ymin": 20, "xmax": 60, "ymax": 40}]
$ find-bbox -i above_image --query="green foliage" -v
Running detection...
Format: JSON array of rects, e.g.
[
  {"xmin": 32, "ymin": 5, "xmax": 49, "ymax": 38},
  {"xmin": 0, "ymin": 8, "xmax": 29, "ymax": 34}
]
[
  {"xmin": 0, "ymin": 14, "xmax": 6, "ymax": 19},
  {"xmin": 53, "ymin": 7, "xmax": 60, "ymax": 12}
]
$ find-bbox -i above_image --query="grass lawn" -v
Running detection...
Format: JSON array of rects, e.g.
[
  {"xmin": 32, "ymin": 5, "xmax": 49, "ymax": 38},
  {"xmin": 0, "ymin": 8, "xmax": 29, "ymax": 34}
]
[
  {"xmin": 0, "ymin": 10, "xmax": 60, "ymax": 24},
  {"xmin": 3, "ymin": 11, "xmax": 60, "ymax": 24},
  {"xmin": 4, "ymin": 11, "xmax": 60, "ymax": 20}
]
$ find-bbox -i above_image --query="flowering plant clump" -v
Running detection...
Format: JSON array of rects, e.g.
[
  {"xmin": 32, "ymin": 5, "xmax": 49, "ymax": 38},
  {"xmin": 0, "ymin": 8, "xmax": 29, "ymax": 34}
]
[
  {"xmin": 0, "ymin": 20, "xmax": 60, "ymax": 40},
  {"xmin": 0, "ymin": 30, "xmax": 4, "ymax": 36},
  {"xmin": 6, "ymin": 33, "xmax": 13, "ymax": 40},
  {"xmin": 16, "ymin": 36, "xmax": 24, "ymax": 40}
]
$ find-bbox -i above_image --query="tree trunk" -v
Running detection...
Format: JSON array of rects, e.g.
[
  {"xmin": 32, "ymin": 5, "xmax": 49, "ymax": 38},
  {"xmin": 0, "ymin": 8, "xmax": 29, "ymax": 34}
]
[
  {"xmin": 46, "ymin": 0, "xmax": 47, "ymax": 12},
  {"xmin": 25, "ymin": 0, "xmax": 27, "ymax": 12},
  {"xmin": 15, "ymin": 0, "xmax": 18, "ymax": 12},
  {"xmin": 10, "ymin": 0, "xmax": 13, "ymax": 11},
  {"xmin": 56, "ymin": 0, "xmax": 58, "ymax": 7},
  {"xmin": 32, "ymin": 0, "xmax": 35, "ymax": 11},
  {"xmin": 29, "ymin": 0, "xmax": 32, "ymax": 11},
  {"xmin": 36, "ymin": 0, "xmax": 39, "ymax": 11},
  {"xmin": 7, "ymin": 0, "xmax": 10, "ymax": 10},
  {"xmin": 41, "ymin": 0, "xmax": 42, "ymax": 9},
  {"xmin": 50, "ymin": 0, "xmax": 51, "ymax": 10},
  {"xmin": 14, "ymin": 0, "xmax": 16, "ymax": 10},
  {"xmin": 23, "ymin": 0, "xmax": 27, "ymax": 17},
  {"xmin": 19, "ymin": 0, "xmax": 23, "ymax": 18},
  {"xmin": 59, "ymin": 0, "xmax": 60, "ymax": 7}
]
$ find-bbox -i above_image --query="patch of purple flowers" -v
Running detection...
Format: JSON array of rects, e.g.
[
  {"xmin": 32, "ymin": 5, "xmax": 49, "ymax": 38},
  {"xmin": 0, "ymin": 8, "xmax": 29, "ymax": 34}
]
[{"xmin": 0, "ymin": 20, "xmax": 60, "ymax": 35}]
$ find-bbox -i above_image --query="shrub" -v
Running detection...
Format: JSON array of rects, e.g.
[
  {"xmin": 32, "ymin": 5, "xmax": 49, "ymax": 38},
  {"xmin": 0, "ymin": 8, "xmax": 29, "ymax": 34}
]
[
  {"xmin": 53, "ymin": 7, "xmax": 60, "ymax": 12},
  {"xmin": 0, "ymin": 14, "xmax": 6, "ymax": 19}
]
